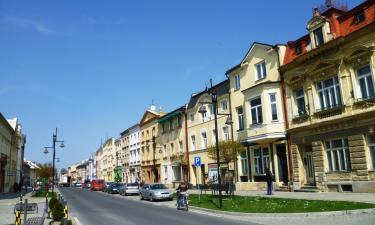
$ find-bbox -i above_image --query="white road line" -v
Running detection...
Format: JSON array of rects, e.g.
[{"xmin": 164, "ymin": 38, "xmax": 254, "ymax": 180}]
[
  {"xmin": 190, "ymin": 209, "xmax": 223, "ymax": 218},
  {"xmin": 74, "ymin": 217, "xmax": 82, "ymax": 225}
]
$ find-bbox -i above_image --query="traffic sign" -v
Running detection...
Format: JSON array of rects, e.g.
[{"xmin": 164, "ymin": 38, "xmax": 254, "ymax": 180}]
[{"xmin": 194, "ymin": 156, "xmax": 201, "ymax": 167}]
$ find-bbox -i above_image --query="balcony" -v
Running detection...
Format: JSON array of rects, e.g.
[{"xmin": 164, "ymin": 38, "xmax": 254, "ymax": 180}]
[
  {"xmin": 314, "ymin": 104, "xmax": 344, "ymax": 119},
  {"xmin": 292, "ymin": 112, "xmax": 309, "ymax": 124},
  {"xmin": 353, "ymin": 96, "xmax": 375, "ymax": 109}
]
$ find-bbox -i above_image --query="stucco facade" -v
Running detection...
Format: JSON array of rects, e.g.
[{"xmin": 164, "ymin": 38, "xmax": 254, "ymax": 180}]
[
  {"xmin": 102, "ymin": 138, "xmax": 115, "ymax": 182},
  {"xmin": 281, "ymin": 1, "xmax": 375, "ymax": 192}
]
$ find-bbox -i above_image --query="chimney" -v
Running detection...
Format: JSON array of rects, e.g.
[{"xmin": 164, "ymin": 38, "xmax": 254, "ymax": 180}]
[{"xmin": 313, "ymin": 7, "xmax": 320, "ymax": 17}]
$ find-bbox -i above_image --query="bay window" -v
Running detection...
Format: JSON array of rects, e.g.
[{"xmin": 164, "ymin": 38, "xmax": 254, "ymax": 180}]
[{"xmin": 317, "ymin": 76, "xmax": 342, "ymax": 110}]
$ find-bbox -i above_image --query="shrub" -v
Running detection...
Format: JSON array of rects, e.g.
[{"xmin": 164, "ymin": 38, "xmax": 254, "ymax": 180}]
[
  {"xmin": 52, "ymin": 202, "xmax": 64, "ymax": 221},
  {"xmin": 49, "ymin": 197, "xmax": 58, "ymax": 211},
  {"xmin": 60, "ymin": 219, "xmax": 72, "ymax": 225}
]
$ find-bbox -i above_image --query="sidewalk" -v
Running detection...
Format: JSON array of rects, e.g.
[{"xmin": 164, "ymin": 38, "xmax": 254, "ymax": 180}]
[
  {"xmin": 189, "ymin": 189, "xmax": 375, "ymax": 204},
  {"xmin": 0, "ymin": 192, "xmax": 51, "ymax": 225}
]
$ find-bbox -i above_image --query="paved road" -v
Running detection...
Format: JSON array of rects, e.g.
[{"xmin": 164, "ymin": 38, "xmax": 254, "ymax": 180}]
[{"xmin": 59, "ymin": 187, "xmax": 258, "ymax": 225}]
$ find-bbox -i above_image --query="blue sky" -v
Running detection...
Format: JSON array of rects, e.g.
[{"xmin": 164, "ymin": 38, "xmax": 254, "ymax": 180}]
[{"xmin": 0, "ymin": 0, "xmax": 364, "ymax": 170}]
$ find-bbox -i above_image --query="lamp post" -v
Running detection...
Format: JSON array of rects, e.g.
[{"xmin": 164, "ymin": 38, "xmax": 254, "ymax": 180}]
[
  {"xmin": 198, "ymin": 79, "xmax": 233, "ymax": 208},
  {"xmin": 44, "ymin": 128, "xmax": 64, "ymax": 193}
]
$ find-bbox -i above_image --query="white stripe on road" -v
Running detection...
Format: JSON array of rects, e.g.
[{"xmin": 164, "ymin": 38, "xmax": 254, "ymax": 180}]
[
  {"xmin": 189, "ymin": 209, "xmax": 223, "ymax": 218},
  {"xmin": 74, "ymin": 217, "xmax": 82, "ymax": 225}
]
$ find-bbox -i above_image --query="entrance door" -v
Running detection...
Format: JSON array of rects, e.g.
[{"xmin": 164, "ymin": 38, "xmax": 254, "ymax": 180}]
[
  {"xmin": 303, "ymin": 148, "xmax": 315, "ymax": 185},
  {"xmin": 276, "ymin": 144, "xmax": 289, "ymax": 185}
]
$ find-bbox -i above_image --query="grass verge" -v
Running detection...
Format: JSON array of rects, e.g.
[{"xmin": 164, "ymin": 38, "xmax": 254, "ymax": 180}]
[
  {"xmin": 188, "ymin": 194, "xmax": 375, "ymax": 213},
  {"xmin": 32, "ymin": 191, "xmax": 57, "ymax": 198}
]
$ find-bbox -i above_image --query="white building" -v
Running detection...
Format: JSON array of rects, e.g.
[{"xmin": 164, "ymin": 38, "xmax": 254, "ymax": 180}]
[{"xmin": 127, "ymin": 124, "xmax": 141, "ymax": 183}]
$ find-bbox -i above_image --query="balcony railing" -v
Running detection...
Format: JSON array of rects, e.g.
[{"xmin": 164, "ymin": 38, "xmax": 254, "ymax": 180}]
[
  {"xmin": 314, "ymin": 104, "xmax": 344, "ymax": 119},
  {"xmin": 353, "ymin": 96, "xmax": 375, "ymax": 108},
  {"xmin": 292, "ymin": 113, "xmax": 309, "ymax": 124}
]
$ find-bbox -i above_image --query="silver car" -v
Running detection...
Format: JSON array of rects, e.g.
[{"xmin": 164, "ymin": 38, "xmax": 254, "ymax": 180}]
[
  {"xmin": 139, "ymin": 183, "xmax": 173, "ymax": 201},
  {"xmin": 120, "ymin": 183, "xmax": 139, "ymax": 196}
]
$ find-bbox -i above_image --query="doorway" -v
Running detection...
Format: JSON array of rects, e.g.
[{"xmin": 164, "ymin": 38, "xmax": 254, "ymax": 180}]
[
  {"xmin": 276, "ymin": 144, "xmax": 289, "ymax": 185},
  {"xmin": 303, "ymin": 146, "xmax": 315, "ymax": 185}
]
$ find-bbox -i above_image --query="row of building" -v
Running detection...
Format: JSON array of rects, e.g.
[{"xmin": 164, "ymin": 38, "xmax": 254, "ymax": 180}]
[
  {"xmin": 68, "ymin": 0, "xmax": 375, "ymax": 192},
  {"xmin": 0, "ymin": 112, "xmax": 26, "ymax": 193}
]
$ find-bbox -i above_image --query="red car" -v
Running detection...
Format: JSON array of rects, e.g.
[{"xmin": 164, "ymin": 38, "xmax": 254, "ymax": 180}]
[{"xmin": 91, "ymin": 179, "xmax": 105, "ymax": 191}]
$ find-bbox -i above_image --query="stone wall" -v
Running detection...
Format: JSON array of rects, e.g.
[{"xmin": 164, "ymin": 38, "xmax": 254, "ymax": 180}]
[
  {"xmin": 348, "ymin": 135, "xmax": 369, "ymax": 181},
  {"xmin": 312, "ymin": 141, "xmax": 324, "ymax": 189}
]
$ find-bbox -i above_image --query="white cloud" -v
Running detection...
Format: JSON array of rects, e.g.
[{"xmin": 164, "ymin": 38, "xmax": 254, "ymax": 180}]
[{"xmin": 4, "ymin": 16, "xmax": 53, "ymax": 35}]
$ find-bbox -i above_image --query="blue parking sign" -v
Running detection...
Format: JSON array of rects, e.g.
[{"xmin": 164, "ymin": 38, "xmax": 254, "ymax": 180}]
[{"xmin": 194, "ymin": 157, "xmax": 201, "ymax": 167}]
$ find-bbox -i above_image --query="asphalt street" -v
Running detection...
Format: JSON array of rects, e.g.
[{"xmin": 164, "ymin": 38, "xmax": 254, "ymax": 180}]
[{"xmin": 59, "ymin": 187, "xmax": 258, "ymax": 225}]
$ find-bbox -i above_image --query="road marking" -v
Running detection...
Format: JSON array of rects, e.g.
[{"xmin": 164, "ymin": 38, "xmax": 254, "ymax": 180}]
[
  {"xmin": 74, "ymin": 217, "xmax": 82, "ymax": 225},
  {"xmin": 190, "ymin": 209, "xmax": 223, "ymax": 218}
]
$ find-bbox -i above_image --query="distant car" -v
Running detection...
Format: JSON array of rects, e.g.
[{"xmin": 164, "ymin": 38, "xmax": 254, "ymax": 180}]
[
  {"xmin": 103, "ymin": 182, "xmax": 114, "ymax": 192},
  {"xmin": 107, "ymin": 183, "xmax": 121, "ymax": 194},
  {"xmin": 91, "ymin": 179, "xmax": 105, "ymax": 191},
  {"xmin": 119, "ymin": 183, "xmax": 139, "ymax": 196},
  {"xmin": 139, "ymin": 183, "xmax": 173, "ymax": 201},
  {"xmin": 74, "ymin": 182, "xmax": 82, "ymax": 188}
]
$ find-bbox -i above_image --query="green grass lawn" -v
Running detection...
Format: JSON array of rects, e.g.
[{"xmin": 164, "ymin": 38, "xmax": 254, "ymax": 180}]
[
  {"xmin": 32, "ymin": 191, "xmax": 57, "ymax": 198},
  {"xmin": 188, "ymin": 194, "xmax": 375, "ymax": 213}
]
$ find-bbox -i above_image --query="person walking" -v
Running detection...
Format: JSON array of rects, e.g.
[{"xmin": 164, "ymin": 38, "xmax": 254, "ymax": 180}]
[{"xmin": 265, "ymin": 168, "xmax": 274, "ymax": 195}]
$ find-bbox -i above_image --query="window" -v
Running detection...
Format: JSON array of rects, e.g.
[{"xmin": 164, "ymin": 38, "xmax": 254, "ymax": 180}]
[
  {"xmin": 254, "ymin": 148, "xmax": 270, "ymax": 174},
  {"xmin": 240, "ymin": 152, "xmax": 248, "ymax": 175},
  {"xmin": 221, "ymin": 100, "xmax": 228, "ymax": 111},
  {"xmin": 237, "ymin": 106, "xmax": 244, "ymax": 131},
  {"xmin": 250, "ymin": 97, "xmax": 263, "ymax": 125},
  {"xmin": 201, "ymin": 108, "xmax": 207, "ymax": 120},
  {"xmin": 163, "ymin": 145, "xmax": 167, "ymax": 157},
  {"xmin": 234, "ymin": 74, "xmax": 241, "ymax": 90},
  {"xmin": 368, "ymin": 135, "xmax": 375, "ymax": 170},
  {"xmin": 179, "ymin": 141, "xmax": 183, "ymax": 151},
  {"xmin": 164, "ymin": 166, "xmax": 168, "ymax": 180},
  {"xmin": 170, "ymin": 143, "xmax": 174, "ymax": 152},
  {"xmin": 191, "ymin": 135, "xmax": 196, "ymax": 151},
  {"xmin": 317, "ymin": 76, "xmax": 342, "ymax": 110},
  {"xmin": 355, "ymin": 11, "xmax": 365, "ymax": 23},
  {"xmin": 256, "ymin": 61, "xmax": 267, "ymax": 80},
  {"xmin": 269, "ymin": 93, "xmax": 278, "ymax": 121},
  {"xmin": 223, "ymin": 126, "xmax": 229, "ymax": 141},
  {"xmin": 212, "ymin": 129, "xmax": 216, "ymax": 144},
  {"xmin": 209, "ymin": 104, "xmax": 215, "ymax": 116},
  {"xmin": 201, "ymin": 132, "xmax": 207, "ymax": 149},
  {"xmin": 356, "ymin": 65, "xmax": 375, "ymax": 100},
  {"xmin": 314, "ymin": 27, "xmax": 324, "ymax": 47},
  {"xmin": 295, "ymin": 45, "xmax": 302, "ymax": 55},
  {"xmin": 295, "ymin": 89, "xmax": 306, "ymax": 116},
  {"xmin": 326, "ymin": 139, "xmax": 351, "ymax": 171},
  {"xmin": 190, "ymin": 113, "xmax": 195, "ymax": 122}
]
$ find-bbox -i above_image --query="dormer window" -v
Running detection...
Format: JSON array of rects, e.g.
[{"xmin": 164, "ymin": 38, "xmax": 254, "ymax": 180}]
[
  {"xmin": 295, "ymin": 45, "xmax": 302, "ymax": 55},
  {"xmin": 314, "ymin": 27, "xmax": 324, "ymax": 47},
  {"xmin": 355, "ymin": 11, "xmax": 365, "ymax": 24}
]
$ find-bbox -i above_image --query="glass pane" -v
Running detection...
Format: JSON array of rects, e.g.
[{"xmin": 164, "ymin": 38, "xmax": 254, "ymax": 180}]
[
  {"xmin": 366, "ymin": 76, "xmax": 375, "ymax": 97},
  {"xmin": 257, "ymin": 64, "xmax": 262, "ymax": 79},
  {"xmin": 251, "ymin": 98, "xmax": 261, "ymax": 106},
  {"xmin": 370, "ymin": 147, "xmax": 375, "ymax": 169},
  {"xmin": 324, "ymin": 78, "xmax": 333, "ymax": 87},
  {"xmin": 262, "ymin": 148, "xmax": 269, "ymax": 156},
  {"xmin": 254, "ymin": 149, "xmax": 261, "ymax": 156},
  {"xmin": 336, "ymin": 86, "xmax": 342, "ymax": 105},
  {"xmin": 237, "ymin": 107, "xmax": 243, "ymax": 114},
  {"xmin": 270, "ymin": 94, "xmax": 276, "ymax": 102},
  {"xmin": 262, "ymin": 62, "xmax": 267, "ymax": 76},
  {"xmin": 251, "ymin": 108, "xmax": 257, "ymax": 123},
  {"xmin": 319, "ymin": 92, "xmax": 325, "ymax": 109},
  {"xmin": 324, "ymin": 89, "xmax": 331, "ymax": 108},
  {"xmin": 327, "ymin": 151, "xmax": 333, "ymax": 171},
  {"xmin": 332, "ymin": 139, "xmax": 343, "ymax": 148},
  {"xmin": 345, "ymin": 148, "xmax": 351, "ymax": 171},
  {"xmin": 272, "ymin": 104, "xmax": 278, "ymax": 120},
  {"xmin": 258, "ymin": 107, "xmax": 263, "ymax": 123},
  {"xmin": 357, "ymin": 65, "xmax": 371, "ymax": 76},
  {"xmin": 317, "ymin": 82, "xmax": 322, "ymax": 90},
  {"xmin": 333, "ymin": 150, "xmax": 339, "ymax": 171},
  {"xmin": 339, "ymin": 150, "xmax": 346, "ymax": 171},
  {"xmin": 296, "ymin": 89, "xmax": 304, "ymax": 97},
  {"xmin": 368, "ymin": 135, "xmax": 375, "ymax": 144}
]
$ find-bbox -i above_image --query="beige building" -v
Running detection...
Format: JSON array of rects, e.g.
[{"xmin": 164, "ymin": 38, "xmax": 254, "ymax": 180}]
[
  {"xmin": 95, "ymin": 147, "xmax": 103, "ymax": 180},
  {"xmin": 140, "ymin": 105, "xmax": 165, "ymax": 184},
  {"xmin": 226, "ymin": 42, "xmax": 289, "ymax": 191},
  {"xmin": 187, "ymin": 80, "xmax": 233, "ymax": 187},
  {"xmin": 281, "ymin": 2, "xmax": 375, "ymax": 192},
  {"xmin": 102, "ymin": 138, "xmax": 115, "ymax": 182},
  {"xmin": 158, "ymin": 106, "xmax": 189, "ymax": 188}
]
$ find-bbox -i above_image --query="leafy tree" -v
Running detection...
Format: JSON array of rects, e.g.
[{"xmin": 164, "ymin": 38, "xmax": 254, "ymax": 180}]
[
  {"xmin": 36, "ymin": 163, "xmax": 56, "ymax": 181},
  {"xmin": 207, "ymin": 140, "xmax": 246, "ymax": 165}
]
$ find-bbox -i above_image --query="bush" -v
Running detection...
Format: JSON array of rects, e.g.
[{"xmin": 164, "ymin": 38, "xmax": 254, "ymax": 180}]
[
  {"xmin": 52, "ymin": 202, "xmax": 64, "ymax": 221},
  {"xmin": 60, "ymin": 219, "xmax": 72, "ymax": 225},
  {"xmin": 49, "ymin": 197, "xmax": 58, "ymax": 211}
]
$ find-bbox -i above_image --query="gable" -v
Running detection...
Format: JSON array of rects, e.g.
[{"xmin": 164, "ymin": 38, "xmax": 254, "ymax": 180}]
[{"xmin": 140, "ymin": 110, "xmax": 158, "ymax": 126}]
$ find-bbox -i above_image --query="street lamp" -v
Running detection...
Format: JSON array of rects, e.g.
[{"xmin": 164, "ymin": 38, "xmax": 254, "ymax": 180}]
[
  {"xmin": 198, "ymin": 79, "xmax": 233, "ymax": 208},
  {"xmin": 43, "ymin": 128, "xmax": 64, "ymax": 193}
]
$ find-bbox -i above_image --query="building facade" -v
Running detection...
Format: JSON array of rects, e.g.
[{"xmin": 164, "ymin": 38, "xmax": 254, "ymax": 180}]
[
  {"xmin": 158, "ymin": 106, "xmax": 189, "ymax": 188},
  {"xmin": 226, "ymin": 43, "xmax": 289, "ymax": 191},
  {"xmin": 124, "ymin": 124, "xmax": 141, "ymax": 183},
  {"xmin": 281, "ymin": 1, "xmax": 375, "ymax": 192},
  {"xmin": 140, "ymin": 105, "xmax": 164, "ymax": 184},
  {"xmin": 102, "ymin": 138, "xmax": 115, "ymax": 182},
  {"xmin": 187, "ymin": 80, "xmax": 233, "ymax": 187},
  {"xmin": 95, "ymin": 147, "xmax": 103, "ymax": 180}
]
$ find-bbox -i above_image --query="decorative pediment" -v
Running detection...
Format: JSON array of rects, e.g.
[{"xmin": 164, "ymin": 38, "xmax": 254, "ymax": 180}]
[
  {"xmin": 140, "ymin": 110, "xmax": 159, "ymax": 126},
  {"xmin": 307, "ymin": 16, "xmax": 327, "ymax": 31},
  {"xmin": 345, "ymin": 45, "xmax": 374, "ymax": 68}
]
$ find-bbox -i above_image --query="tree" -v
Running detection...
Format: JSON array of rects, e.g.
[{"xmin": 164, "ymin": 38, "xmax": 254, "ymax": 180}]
[
  {"xmin": 36, "ymin": 163, "xmax": 56, "ymax": 181},
  {"xmin": 207, "ymin": 140, "xmax": 246, "ymax": 165}
]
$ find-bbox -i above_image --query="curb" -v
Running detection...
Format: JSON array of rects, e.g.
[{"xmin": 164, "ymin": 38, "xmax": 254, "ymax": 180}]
[{"xmin": 189, "ymin": 206, "xmax": 375, "ymax": 217}]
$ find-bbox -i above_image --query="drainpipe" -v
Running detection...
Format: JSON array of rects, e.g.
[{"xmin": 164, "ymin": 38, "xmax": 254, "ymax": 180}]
[
  {"xmin": 184, "ymin": 106, "xmax": 190, "ymax": 184},
  {"xmin": 274, "ymin": 45, "xmax": 294, "ymax": 192}
]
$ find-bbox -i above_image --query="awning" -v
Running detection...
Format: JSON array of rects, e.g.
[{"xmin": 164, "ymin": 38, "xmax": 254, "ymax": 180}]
[{"xmin": 157, "ymin": 111, "xmax": 182, "ymax": 123}]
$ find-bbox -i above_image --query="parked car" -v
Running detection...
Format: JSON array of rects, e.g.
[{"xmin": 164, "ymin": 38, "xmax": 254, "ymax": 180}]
[
  {"xmin": 139, "ymin": 183, "xmax": 173, "ymax": 201},
  {"xmin": 74, "ymin": 182, "xmax": 82, "ymax": 187},
  {"xmin": 91, "ymin": 179, "xmax": 105, "ymax": 191},
  {"xmin": 107, "ymin": 183, "xmax": 121, "ymax": 194},
  {"xmin": 82, "ymin": 180, "xmax": 91, "ymax": 189},
  {"xmin": 119, "ymin": 183, "xmax": 139, "ymax": 196},
  {"xmin": 103, "ymin": 182, "xmax": 113, "ymax": 192}
]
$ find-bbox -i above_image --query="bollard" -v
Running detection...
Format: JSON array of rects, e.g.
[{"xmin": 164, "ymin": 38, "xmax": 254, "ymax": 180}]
[
  {"xmin": 46, "ymin": 196, "xmax": 50, "ymax": 219},
  {"xmin": 63, "ymin": 201, "xmax": 68, "ymax": 225},
  {"xmin": 23, "ymin": 199, "xmax": 28, "ymax": 225},
  {"xmin": 15, "ymin": 211, "xmax": 21, "ymax": 225}
]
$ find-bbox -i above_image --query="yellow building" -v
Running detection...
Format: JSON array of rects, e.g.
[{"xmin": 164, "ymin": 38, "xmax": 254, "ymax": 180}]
[
  {"xmin": 187, "ymin": 80, "xmax": 233, "ymax": 187},
  {"xmin": 140, "ymin": 105, "xmax": 165, "ymax": 184},
  {"xmin": 226, "ymin": 42, "xmax": 289, "ymax": 191},
  {"xmin": 157, "ymin": 106, "xmax": 189, "ymax": 188},
  {"xmin": 281, "ymin": 2, "xmax": 375, "ymax": 192},
  {"xmin": 102, "ymin": 138, "xmax": 115, "ymax": 182}
]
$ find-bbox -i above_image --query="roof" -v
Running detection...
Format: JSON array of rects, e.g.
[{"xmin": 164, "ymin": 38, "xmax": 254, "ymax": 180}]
[
  {"xmin": 120, "ymin": 123, "xmax": 140, "ymax": 136},
  {"xmin": 0, "ymin": 112, "xmax": 15, "ymax": 134},
  {"xmin": 187, "ymin": 80, "xmax": 229, "ymax": 109},
  {"xmin": 225, "ymin": 42, "xmax": 275, "ymax": 75}
]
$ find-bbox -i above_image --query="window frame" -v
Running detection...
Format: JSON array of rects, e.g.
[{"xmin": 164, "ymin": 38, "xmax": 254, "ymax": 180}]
[
  {"xmin": 313, "ymin": 27, "xmax": 324, "ymax": 47},
  {"xmin": 234, "ymin": 74, "xmax": 241, "ymax": 90},
  {"xmin": 316, "ymin": 76, "xmax": 342, "ymax": 111},
  {"xmin": 221, "ymin": 100, "xmax": 228, "ymax": 111},
  {"xmin": 236, "ymin": 106, "xmax": 244, "ymax": 131},
  {"xmin": 367, "ymin": 134, "xmax": 375, "ymax": 170},
  {"xmin": 355, "ymin": 64, "xmax": 375, "ymax": 100},
  {"xmin": 269, "ymin": 93, "xmax": 278, "ymax": 121},
  {"xmin": 222, "ymin": 126, "xmax": 230, "ymax": 141},
  {"xmin": 191, "ymin": 135, "xmax": 196, "ymax": 151},
  {"xmin": 253, "ymin": 147, "xmax": 270, "ymax": 175},
  {"xmin": 295, "ymin": 88, "xmax": 306, "ymax": 116},
  {"xmin": 255, "ymin": 61, "xmax": 267, "ymax": 80},
  {"xmin": 325, "ymin": 138, "xmax": 351, "ymax": 172},
  {"xmin": 250, "ymin": 96, "xmax": 263, "ymax": 125},
  {"xmin": 201, "ymin": 131, "xmax": 208, "ymax": 149}
]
